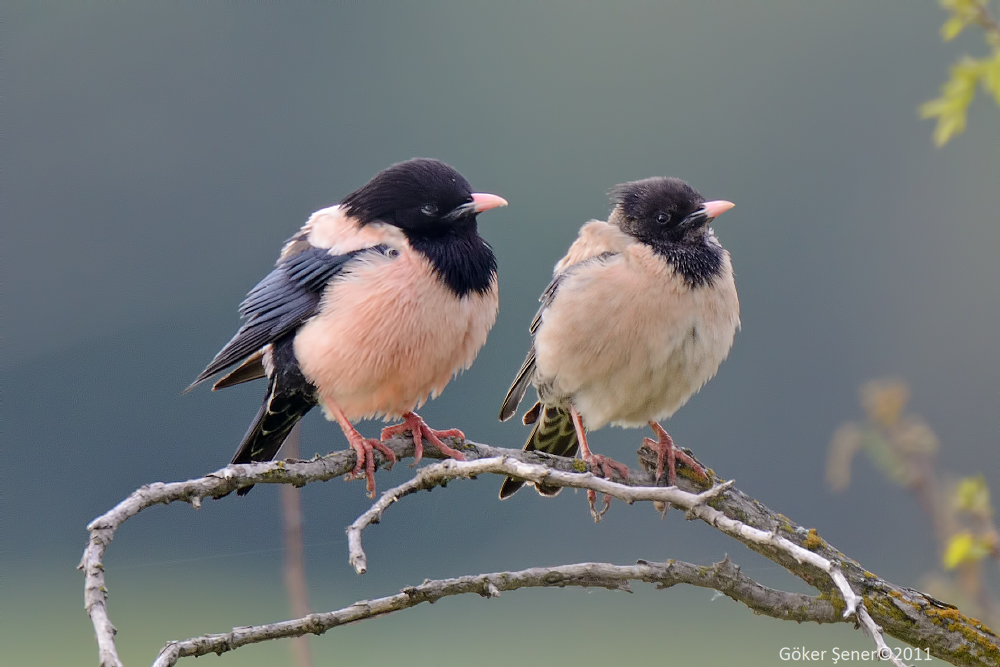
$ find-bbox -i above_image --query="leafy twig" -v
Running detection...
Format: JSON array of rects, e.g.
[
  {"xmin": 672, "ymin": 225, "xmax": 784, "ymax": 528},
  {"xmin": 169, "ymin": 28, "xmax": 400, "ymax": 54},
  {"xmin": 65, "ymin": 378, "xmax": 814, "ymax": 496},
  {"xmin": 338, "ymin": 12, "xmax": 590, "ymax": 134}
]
[{"xmin": 922, "ymin": 0, "xmax": 1000, "ymax": 145}]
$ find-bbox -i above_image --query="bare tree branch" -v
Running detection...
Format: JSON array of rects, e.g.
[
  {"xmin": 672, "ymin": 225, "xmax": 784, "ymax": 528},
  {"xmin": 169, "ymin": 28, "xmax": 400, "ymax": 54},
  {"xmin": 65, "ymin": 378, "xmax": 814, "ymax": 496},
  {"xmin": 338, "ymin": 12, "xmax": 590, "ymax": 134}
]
[
  {"xmin": 345, "ymin": 457, "xmax": 900, "ymax": 661},
  {"xmin": 345, "ymin": 458, "xmax": 736, "ymax": 575},
  {"xmin": 150, "ymin": 557, "xmax": 837, "ymax": 667},
  {"xmin": 81, "ymin": 434, "xmax": 1000, "ymax": 667}
]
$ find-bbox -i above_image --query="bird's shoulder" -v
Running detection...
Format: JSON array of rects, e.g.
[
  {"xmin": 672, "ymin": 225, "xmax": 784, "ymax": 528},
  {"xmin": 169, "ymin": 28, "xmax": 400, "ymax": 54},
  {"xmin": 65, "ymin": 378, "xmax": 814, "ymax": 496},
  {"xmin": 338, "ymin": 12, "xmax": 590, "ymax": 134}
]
[
  {"xmin": 290, "ymin": 204, "xmax": 408, "ymax": 258},
  {"xmin": 553, "ymin": 220, "xmax": 633, "ymax": 274},
  {"xmin": 543, "ymin": 236, "xmax": 736, "ymax": 325}
]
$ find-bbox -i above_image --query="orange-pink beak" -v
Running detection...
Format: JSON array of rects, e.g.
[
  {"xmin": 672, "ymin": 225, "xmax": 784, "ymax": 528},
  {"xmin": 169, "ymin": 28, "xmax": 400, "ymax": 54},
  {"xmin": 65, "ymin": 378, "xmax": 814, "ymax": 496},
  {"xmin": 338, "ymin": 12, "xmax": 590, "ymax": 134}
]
[
  {"xmin": 701, "ymin": 200, "xmax": 735, "ymax": 220},
  {"xmin": 471, "ymin": 192, "xmax": 509, "ymax": 213}
]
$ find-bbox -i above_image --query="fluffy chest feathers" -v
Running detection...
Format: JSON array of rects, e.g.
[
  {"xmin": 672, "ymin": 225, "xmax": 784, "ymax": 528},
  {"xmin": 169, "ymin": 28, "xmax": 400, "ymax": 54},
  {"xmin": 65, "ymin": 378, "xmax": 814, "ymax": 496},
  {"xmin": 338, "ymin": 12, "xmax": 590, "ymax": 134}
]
[{"xmin": 533, "ymin": 241, "xmax": 739, "ymax": 429}]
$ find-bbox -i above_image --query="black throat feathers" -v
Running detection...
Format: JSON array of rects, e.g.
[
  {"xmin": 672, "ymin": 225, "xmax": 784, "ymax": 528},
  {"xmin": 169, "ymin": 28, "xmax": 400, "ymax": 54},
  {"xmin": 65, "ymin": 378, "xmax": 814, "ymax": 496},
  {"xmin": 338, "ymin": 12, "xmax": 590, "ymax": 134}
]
[
  {"xmin": 648, "ymin": 237, "xmax": 725, "ymax": 288},
  {"xmin": 406, "ymin": 226, "xmax": 497, "ymax": 298}
]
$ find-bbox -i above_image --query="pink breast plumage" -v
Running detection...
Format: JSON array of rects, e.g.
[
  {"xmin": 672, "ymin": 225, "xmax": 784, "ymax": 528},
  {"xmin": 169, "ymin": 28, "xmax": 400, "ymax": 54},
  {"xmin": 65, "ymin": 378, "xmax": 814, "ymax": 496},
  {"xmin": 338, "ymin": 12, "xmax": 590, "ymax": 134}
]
[{"xmin": 293, "ymin": 249, "xmax": 498, "ymax": 421}]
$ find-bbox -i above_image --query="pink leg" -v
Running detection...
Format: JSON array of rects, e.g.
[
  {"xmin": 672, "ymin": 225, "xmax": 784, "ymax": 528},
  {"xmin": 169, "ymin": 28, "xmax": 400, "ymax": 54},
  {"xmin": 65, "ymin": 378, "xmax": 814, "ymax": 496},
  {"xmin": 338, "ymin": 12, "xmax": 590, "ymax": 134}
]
[
  {"xmin": 571, "ymin": 407, "xmax": 629, "ymax": 481},
  {"xmin": 327, "ymin": 402, "xmax": 397, "ymax": 498},
  {"xmin": 380, "ymin": 411, "xmax": 466, "ymax": 466},
  {"xmin": 569, "ymin": 406, "xmax": 628, "ymax": 521},
  {"xmin": 646, "ymin": 421, "xmax": 707, "ymax": 485}
]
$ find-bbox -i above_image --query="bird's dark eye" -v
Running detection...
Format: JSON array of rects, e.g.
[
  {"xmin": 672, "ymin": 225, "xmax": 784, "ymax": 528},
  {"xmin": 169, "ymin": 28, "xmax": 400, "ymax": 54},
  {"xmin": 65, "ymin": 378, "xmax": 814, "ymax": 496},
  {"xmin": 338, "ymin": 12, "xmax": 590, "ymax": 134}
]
[
  {"xmin": 655, "ymin": 212, "xmax": 672, "ymax": 225},
  {"xmin": 420, "ymin": 203, "xmax": 439, "ymax": 217}
]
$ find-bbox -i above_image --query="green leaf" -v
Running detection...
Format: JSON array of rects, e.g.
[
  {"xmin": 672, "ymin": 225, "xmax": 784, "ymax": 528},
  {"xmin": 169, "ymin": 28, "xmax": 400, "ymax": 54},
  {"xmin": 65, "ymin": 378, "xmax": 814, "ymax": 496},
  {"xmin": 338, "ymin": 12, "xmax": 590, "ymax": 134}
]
[
  {"xmin": 943, "ymin": 532, "xmax": 991, "ymax": 569},
  {"xmin": 982, "ymin": 50, "xmax": 1000, "ymax": 106},
  {"xmin": 922, "ymin": 57, "xmax": 985, "ymax": 146},
  {"xmin": 939, "ymin": 0, "xmax": 978, "ymax": 13},
  {"xmin": 936, "ymin": 111, "xmax": 967, "ymax": 147},
  {"xmin": 918, "ymin": 98, "xmax": 951, "ymax": 118},
  {"xmin": 942, "ymin": 16, "xmax": 968, "ymax": 41},
  {"xmin": 939, "ymin": 0, "xmax": 987, "ymax": 16},
  {"xmin": 955, "ymin": 474, "xmax": 993, "ymax": 517}
]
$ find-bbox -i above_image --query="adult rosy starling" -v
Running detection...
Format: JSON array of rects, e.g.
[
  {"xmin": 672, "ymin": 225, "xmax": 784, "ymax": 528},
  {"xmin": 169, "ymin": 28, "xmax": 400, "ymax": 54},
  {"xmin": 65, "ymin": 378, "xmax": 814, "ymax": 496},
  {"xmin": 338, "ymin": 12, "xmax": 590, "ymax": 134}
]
[{"xmin": 190, "ymin": 158, "xmax": 507, "ymax": 496}]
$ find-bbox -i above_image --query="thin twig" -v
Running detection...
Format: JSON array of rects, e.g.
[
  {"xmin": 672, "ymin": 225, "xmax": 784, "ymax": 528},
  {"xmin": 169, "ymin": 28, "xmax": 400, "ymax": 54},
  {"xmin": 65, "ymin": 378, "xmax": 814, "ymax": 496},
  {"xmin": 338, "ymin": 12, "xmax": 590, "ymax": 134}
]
[
  {"xmin": 857, "ymin": 605, "xmax": 913, "ymax": 667},
  {"xmin": 345, "ymin": 457, "xmax": 862, "ymax": 624},
  {"xmin": 150, "ymin": 557, "xmax": 838, "ymax": 667},
  {"xmin": 345, "ymin": 456, "xmax": 733, "ymax": 575},
  {"xmin": 972, "ymin": 0, "xmax": 1000, "ymax": 40}
]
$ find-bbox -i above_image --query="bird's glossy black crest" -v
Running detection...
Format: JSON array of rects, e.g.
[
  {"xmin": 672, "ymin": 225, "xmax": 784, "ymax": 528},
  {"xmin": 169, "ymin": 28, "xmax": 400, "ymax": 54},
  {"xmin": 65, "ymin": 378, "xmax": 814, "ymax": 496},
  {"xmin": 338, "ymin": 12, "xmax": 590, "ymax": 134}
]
[
  {"xmin": 610, "ymin": 177, "xmax": 724, "ymax": 287},
  {"xmin": 340, "ymin": 158, "xmax": 474, "ymax": 230},
  {"xmin": 341, "ymin": 158, "xmax": 497, "ymax": 297}
]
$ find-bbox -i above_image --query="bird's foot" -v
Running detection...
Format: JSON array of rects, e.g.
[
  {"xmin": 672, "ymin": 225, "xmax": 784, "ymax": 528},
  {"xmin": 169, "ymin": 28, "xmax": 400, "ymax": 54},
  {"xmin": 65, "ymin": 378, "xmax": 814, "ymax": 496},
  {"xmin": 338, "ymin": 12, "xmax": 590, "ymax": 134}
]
[
  {"xmin": 583, "ymin": 452, "xmax": 630, "ymax": 482},
  {"xmin": 646, "ymin": 422, "xmax": 707, "ymax": 486},
  {"xmin": 587, "ymin": 490, "xmax": 613, "ymax": 522},
  {"xmin": 581, "ymin": 453, "xmax": 628, "ymax": 523},
  {"xmin": 381, "ymin": 411, "xmax": 466, "ymax": 466},
  {"xmin": 346, "ymin": 432, "xmax": 397, "ymax": 498}
]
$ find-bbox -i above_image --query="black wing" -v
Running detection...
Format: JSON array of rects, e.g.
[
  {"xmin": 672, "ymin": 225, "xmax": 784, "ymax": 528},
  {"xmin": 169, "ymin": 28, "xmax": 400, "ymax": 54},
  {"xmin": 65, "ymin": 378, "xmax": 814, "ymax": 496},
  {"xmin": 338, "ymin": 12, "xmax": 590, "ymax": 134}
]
[{"xmin": 188, "ymin": 242, "xmax": 390, "ymax": 390}]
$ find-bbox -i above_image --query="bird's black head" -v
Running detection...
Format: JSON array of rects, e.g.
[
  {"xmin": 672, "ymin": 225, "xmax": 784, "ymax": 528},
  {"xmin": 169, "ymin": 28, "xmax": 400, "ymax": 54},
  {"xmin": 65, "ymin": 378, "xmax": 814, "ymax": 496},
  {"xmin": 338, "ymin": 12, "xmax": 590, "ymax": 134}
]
[
  {"xmin": 340, "ymin": 158, "xmax": 506, "ymax": 238},
  {"xmin": 341, "ymin": 158, "xmax": 506, "ymax": 297},
  {"xmin": 609, "ymin": 176, "xmax": 735, "ymax": 286},
  {"xmin": 611, "ymin": 177, "xmax": 720, "ymax": 245}
]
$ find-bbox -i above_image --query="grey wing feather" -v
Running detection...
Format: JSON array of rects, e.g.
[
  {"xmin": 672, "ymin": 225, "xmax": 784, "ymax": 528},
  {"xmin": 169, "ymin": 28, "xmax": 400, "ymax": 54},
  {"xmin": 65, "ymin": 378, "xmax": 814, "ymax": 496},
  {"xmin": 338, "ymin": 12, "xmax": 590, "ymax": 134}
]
[
  {"xmin": 499, "ymin": 253, "xmax": 618, "ymax": 421},
  {"xmin": 499, "ymin": 347, "xmax": 536, "ymax": 421},
  {"xmin": 498, "ymin": 271, "xmax": 567, "ymax": 420},
  {"xmin": 188, "ymin": 242, "xmax": 389, "ymax": 391},
  {"xmin": 530, "ymin": 272, "xmax": 565, "ymax": 334}
]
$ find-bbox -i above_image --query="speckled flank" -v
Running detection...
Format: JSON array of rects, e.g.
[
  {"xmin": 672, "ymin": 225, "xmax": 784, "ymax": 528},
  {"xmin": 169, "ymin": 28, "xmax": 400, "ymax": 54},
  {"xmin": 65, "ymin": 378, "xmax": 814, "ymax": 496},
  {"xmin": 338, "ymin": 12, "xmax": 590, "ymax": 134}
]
[
  {"xmin": 294, "ymin": 247, "xmax": 498, "ymax": 421},
  {"xmin": 554, "ymin": 220, "xmax": 632, "ymax": 272},
  {"xmin": 534, "ymin": 240, "xmax": 739, "ymax": 430}
]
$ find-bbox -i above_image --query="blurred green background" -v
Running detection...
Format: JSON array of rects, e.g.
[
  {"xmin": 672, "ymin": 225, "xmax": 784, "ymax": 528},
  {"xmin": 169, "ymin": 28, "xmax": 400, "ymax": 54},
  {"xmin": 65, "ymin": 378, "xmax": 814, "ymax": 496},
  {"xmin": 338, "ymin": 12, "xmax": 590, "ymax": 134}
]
[{"xmin": 3, "ymin": 2, "xmax": 998, "ymax": 665}]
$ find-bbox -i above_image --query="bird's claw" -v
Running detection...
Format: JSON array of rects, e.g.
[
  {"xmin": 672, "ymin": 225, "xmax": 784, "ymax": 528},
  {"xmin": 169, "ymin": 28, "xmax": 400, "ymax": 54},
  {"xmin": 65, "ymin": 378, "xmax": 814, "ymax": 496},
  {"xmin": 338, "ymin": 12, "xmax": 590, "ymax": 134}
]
[
  {"xmin": 588, "ymin": 489, "xmax": 613, "ymax": 523},
  {"xmin": 347, "ymin": 436, "xmax": 397, "ymax": 498},
  {"xmin": 646, "ymin": 422, "xmax": 707, "ymax": 486},
  {"xmin": 381, "ymin": 412, "xmax": 466, "ymax": 466},
  {"xmin": 581, "ymin": 453, "xmax": 627, "ymax": 521},
  {"xmin": 584, "ymin": 452, "xmax": 630, "ymax": 482}
]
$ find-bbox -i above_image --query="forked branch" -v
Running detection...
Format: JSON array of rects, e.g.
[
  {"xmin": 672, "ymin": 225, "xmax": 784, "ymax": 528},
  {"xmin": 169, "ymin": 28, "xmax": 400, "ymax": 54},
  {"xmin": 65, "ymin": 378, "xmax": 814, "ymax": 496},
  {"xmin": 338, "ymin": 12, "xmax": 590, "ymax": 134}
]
[{"xmin": 80, "ymin": 434, "xmax": 1000, "ymax": 667}]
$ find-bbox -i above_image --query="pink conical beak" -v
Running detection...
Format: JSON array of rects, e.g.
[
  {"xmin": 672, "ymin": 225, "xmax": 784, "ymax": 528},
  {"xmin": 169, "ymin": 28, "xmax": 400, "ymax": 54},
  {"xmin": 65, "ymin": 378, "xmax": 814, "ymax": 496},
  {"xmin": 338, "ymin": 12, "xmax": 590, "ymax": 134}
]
[
  {"xmin": 702, "ymin": 200, "xmax": 735, "ymax": 219},
  {"xmin": 471, "ymin": 192, "xmax": 509, "ymax": 213}
]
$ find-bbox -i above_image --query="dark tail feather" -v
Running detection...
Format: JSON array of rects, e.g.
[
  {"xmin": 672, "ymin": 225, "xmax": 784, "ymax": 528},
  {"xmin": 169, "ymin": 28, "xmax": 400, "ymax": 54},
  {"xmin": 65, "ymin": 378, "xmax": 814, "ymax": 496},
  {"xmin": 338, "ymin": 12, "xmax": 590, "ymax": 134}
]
[
  {"xmin": 499, "ymin": 403, "xmax": 579, "ymax": 499},
  {"xmin": 212, "ymin": 350, "xmax": 267, "ymax": 390},
  {"xmin": 232, "ymin": 375, "xmax": 316, "ymax": 496}
]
